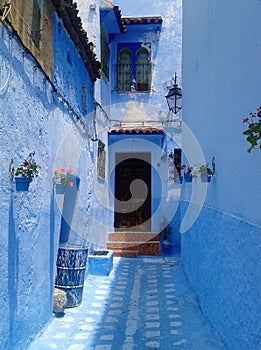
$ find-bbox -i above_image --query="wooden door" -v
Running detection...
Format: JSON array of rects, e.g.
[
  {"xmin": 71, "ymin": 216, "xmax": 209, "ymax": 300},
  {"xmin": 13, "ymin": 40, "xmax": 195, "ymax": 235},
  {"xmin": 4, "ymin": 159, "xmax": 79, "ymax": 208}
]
[{"xmin": 114, "ymin": 153, "xmax": 151, "ymax": 231}]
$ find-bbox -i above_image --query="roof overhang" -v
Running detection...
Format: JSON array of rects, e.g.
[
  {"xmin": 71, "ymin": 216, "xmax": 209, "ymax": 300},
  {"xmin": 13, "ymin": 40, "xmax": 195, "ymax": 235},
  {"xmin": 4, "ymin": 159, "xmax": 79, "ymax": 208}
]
[
  {"xmin": 121, "ymin": 16, "xmax": 163, "ymax": 33},
  {"xmin": 51, "ymin": 0, "xmax": 101, "ymax": 81},
  {"xmin": 100, "ymin": 1, "xmax": 126, "ymax": 34},
  {"xmin": 122, "ymin": 16, "xmax": 163, "ymax": 25},
  {"xmin": 109, "ymin": 126, "xmax": 164, "ymax": 134}
]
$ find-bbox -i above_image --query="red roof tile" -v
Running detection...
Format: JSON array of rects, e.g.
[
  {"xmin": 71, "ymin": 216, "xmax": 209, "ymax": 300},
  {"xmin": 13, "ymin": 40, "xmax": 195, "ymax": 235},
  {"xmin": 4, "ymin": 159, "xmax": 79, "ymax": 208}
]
[
  {"xmin": 122, "ymin": 16, "xmax": 163, "ymax": 25},
  {"xmin": 109, "ymin": 126, "xmax": 164, "ymax": 134},
  {"xmin": 113, "ymin": 6, "xmax": 127, "ymax": 33}
]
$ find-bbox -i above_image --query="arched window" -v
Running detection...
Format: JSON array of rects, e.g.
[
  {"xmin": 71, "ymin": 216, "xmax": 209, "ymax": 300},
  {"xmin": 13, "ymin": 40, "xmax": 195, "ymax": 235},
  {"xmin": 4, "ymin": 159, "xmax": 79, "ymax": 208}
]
[
  {"xmin": 135, "ymin": 47, "xmax": 151, "ymax": 91},
  {"xmin": 117, "ymin": 48, "xmax": 132, "ymax": 91}
]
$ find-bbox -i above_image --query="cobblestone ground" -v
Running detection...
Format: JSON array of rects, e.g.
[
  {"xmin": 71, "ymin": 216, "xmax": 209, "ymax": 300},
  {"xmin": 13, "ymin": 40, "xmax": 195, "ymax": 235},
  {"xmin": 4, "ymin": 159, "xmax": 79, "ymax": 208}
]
[{"xmin": 28, "ymin": 255, "xmax": 225, "ymax": 350}]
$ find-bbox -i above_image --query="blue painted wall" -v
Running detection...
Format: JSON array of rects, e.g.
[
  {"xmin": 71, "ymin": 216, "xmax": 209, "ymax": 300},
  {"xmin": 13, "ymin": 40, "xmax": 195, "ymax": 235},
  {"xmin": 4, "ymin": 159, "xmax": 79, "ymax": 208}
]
[
  {"xmin": 52, "ymin": 13, "xmax": 95, "ymax": 117},
  {"xmin": 111, "ymin": 0, "xmax": 182, "ymax": 110},
  {"xmin": 76, "ymin": 0, "xmax": 182, "ymax": 239},
  {"xmin": 0, "ymin": 8, "xmax": 96, "ymax": 350},
  {"xmin": 182, "ymin": 0, "xmax": 261, "ymax": 348}
]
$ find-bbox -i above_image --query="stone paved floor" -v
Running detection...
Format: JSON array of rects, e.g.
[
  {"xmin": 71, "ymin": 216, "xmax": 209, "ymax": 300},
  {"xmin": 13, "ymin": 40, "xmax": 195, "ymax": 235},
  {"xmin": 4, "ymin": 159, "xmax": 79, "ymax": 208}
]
[{"xmin": 28, "ymin": 254, "xmax": 225, "ymax": 350}]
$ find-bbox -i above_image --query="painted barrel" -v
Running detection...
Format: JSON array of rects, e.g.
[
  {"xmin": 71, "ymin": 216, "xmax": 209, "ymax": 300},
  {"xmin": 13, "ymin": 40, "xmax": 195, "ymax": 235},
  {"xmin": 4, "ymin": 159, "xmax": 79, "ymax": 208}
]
[{"xmin": 55, "ymin": 245, "xmax": 88, "ymax": 308}]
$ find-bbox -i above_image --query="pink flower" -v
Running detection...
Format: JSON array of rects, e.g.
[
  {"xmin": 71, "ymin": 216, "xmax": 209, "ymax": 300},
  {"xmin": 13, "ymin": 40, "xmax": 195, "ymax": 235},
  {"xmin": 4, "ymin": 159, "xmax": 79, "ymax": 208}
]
[
  {"xmin": 68, "ymin": 181, "xmax": 74, "ymax": 187},
  {"xmin": 66, "ymin": 168, "xmax": 74, "ymax": 174}
]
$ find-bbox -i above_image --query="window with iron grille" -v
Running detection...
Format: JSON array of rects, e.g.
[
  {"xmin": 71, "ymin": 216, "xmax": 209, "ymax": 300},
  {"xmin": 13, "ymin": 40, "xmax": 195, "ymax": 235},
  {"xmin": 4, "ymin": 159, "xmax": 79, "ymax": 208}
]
[
  {"xmin": 135, "ymin": 47, "xmax": 152, "ymax": 92},
  {"xmin": 117, "ymin": 44, "xmax": 152, "ymax": 92},
  {"xmin": 117, "ymin": 48, "xmax": 132, "ymax": 91},
  {"xmin": 97, "ymin": 140, "xmax": 106, "ymax": 180},
  {"xmin": 31, "ymin": 0, "xmax": 42, "ymax": 48},
  {"xmin": 101, "ymin": 27, "xmax": 110, "ymax": 80}
]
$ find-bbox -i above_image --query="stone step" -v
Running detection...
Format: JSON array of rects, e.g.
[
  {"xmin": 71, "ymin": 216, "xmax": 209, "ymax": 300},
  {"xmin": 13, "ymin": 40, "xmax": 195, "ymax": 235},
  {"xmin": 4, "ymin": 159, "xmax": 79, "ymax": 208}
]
[
  {"xmin": 112, "ymin": 249, "xmax": 139, "ymax": 258},
  {"xmin": 106, "ymin": 240, "xmax": 160, "ymax": 258},
  {"xmin": 108, "ymin": 232, "xmax": 159, "ymax": 243},
  {"xmin": 107, "ymin": 232, "xmax": 160, "ymax": 258},
  {"xmin": 138, "ymin": 242, "xmax": 160, "ymax": 256},
  {"xmin": 106, "ymin": 241, "xmax": 159, "ymax": 249}
]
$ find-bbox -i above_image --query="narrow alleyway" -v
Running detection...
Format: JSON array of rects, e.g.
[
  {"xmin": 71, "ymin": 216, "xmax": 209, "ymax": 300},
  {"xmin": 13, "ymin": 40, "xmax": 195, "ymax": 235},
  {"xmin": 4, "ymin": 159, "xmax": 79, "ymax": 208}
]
[{"xmin": 27, "ymin": 253, "xmax": 224, "ymax": 350}]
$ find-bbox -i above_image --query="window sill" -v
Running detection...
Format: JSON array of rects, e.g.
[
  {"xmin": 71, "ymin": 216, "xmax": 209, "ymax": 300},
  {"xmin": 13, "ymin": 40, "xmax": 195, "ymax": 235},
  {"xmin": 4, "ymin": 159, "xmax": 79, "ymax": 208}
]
[{"xmin": 116, "ymin": 89, "xmax": 151, "ymax": 94}]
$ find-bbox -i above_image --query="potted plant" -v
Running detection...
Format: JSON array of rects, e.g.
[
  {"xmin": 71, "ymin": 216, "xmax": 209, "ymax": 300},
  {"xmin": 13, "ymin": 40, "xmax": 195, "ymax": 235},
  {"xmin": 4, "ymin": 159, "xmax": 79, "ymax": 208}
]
[
  {"xmin": 199, "ymin": 163, "xmax": 214, "ymax": 182},
  {"xmin": 175, "ymin": 163, "xmax": 186, "ymax": 184},
  {"xmin": 242, "ymin": 106, "xmax": 261, "ymax": 152},
  {"xmin": 13, "ymin": 151, "xmax": 41, "ymax": 191},
  {"xmin": 191, "ymin": 159, "xmax": 215, "ymax": 183},
  {"xmin": 53, "ymin": 167, "xmax": 74, "ymax": 193}
]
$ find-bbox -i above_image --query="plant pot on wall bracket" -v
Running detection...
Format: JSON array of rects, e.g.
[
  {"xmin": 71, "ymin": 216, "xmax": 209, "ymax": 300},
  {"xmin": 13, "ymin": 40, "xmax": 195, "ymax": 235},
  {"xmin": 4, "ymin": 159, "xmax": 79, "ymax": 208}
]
[
  {"xmin": 14, "ymin": 176, "xmax": 32, "ymax": 191},
  {"xmin": 184, "ymin": 174, "xmax": 192, "ymax": 183},
  {"xmin": 201, "ymin": 174, "xmax": 212, "ymax": 183},
  {"xmin": 55, "ymin": 183, "xmax": 66, "ymax": 194}
]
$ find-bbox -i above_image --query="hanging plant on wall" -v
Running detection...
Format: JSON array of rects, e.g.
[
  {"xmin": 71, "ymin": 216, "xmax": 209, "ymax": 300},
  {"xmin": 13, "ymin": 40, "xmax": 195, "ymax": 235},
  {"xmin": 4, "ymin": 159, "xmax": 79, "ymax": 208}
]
[
  {"xmin": 242, "ymin": 106, "xmax": 261, "ymax": 152},
  {"xmin": 13, "ymin": 151, "xmax": 41, "ymax": 191},
  {"xmin": 53, "ymin": 167, "xmax": 74, "ymax": 194}
]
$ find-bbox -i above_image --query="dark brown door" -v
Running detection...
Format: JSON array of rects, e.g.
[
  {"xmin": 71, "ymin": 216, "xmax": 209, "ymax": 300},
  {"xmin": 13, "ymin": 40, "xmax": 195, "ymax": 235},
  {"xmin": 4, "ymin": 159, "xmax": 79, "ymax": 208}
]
[{"xmin": 114, "ymin": 153, "xmax": 151, "ymax": 231}]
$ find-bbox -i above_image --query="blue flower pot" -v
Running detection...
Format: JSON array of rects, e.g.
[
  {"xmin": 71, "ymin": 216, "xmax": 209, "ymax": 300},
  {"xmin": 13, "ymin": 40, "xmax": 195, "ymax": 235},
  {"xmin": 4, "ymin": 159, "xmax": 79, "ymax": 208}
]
[
  {"xmin": 55, "ymin": 183, "xmax": 65, "ymax": 194},
  {"xmin": 201, "ymin": 175, "xmax": 212, "ymax": 183},
  {"xmin": 14, "ymin": 177, "xmax": 31, "ymax": 191},
  {"xmin": 184, "ymin": 174, "xmax": 192, "ymax": 183}
]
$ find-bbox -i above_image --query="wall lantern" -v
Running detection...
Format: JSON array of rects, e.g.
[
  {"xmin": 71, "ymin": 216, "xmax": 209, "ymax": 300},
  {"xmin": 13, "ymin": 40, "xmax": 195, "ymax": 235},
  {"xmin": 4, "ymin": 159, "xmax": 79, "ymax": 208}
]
[{"xmin": 165, "ymin": 72, "xmax": 182, "ymax": 114}]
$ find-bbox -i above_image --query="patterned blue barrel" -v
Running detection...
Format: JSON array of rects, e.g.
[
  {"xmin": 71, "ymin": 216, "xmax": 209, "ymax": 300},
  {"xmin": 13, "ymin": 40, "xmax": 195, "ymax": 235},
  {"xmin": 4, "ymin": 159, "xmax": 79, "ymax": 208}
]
[{"xmin": 55, "ymin": 245, "xmax": 88, "ymax": 308}]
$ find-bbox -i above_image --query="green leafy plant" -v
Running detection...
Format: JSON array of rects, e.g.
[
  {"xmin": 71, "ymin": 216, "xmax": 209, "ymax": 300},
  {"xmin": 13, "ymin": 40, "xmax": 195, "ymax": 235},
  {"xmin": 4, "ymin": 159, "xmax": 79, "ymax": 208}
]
[
  {"xmin": 53, "ymin": 167, "xmax": 74, "ymax": 187},
  {"xmin": 183, "ymin": 165, "xmax": 193, "ymax": 175},
  {"xmin": 14, "ymin": 152, "xmax": 40, "ymax": 179},
  {"xmin": 199, "ymin": 163, "xmax": 214, "ymax": 176},
  {"xmin": 191, "ymin": 159, "xmax": 215, "ymax": 177},
  {"xmin": 175, "ymin": 163, "xmax": 186, "ymax": 178},
  {"xmin": 243, "ymin": 106, "xmax": 261, "ymax": 152}
]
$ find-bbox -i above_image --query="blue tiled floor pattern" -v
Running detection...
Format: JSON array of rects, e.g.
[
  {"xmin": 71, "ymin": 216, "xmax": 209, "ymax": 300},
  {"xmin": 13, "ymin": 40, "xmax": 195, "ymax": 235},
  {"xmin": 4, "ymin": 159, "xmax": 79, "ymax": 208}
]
[{"xmin": 28, "ymin": 254, "xmax": 224, "ymax": 350}]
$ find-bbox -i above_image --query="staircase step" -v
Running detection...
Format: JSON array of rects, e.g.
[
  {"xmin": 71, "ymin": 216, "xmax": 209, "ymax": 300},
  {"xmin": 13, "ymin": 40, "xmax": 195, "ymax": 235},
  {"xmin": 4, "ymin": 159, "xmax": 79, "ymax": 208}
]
[
  {"xmin": 112, "ymin": 249, "xmax": 139, "ymax": 258},
  {"xmin": 106, "ymin": 241, "xmax": 159, "ymax": 249},
  {"xmin": 108, "ymin": 232, "xmax": 159, "ymax": 242},
  {"xmin": 106, "ymin": 241, "xmax": 160, "ymax": 257},
  {"xmin": 138, "ymin": 242, "xmax": 160, "ymax": 256},
  {"xmin": 107, "ymin": 232, "xmax": 160, "ymax": 258}
]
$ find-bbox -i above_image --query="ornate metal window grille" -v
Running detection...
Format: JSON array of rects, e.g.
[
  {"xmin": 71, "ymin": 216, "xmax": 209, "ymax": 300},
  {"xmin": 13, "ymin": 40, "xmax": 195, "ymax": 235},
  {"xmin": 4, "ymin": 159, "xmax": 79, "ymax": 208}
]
[
  {"xmin": 117, "ymin": 48, "xmax": 132, "ymax": 91},
  {"xmin": 135, "ymin": 47, "xmax": 151, "ymax": 91},
  {"xmin": 101, "ymin": 28, "xmax": 110, "ymax": 80},
  {"xmin": 97, "ymin": 140, "xmax": 106, "ymax": 180},
  {"xmin": 117, "ymin": 47, "xmax": 152, "ymax": 92}
]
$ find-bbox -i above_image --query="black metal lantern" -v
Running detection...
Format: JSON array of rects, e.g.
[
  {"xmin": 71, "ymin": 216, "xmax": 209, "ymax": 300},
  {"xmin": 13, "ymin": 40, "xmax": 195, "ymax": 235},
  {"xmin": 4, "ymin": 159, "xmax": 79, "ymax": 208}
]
[{"xmin": 165, "ymin": 72, "xmax": 182, "ymax": 114}]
